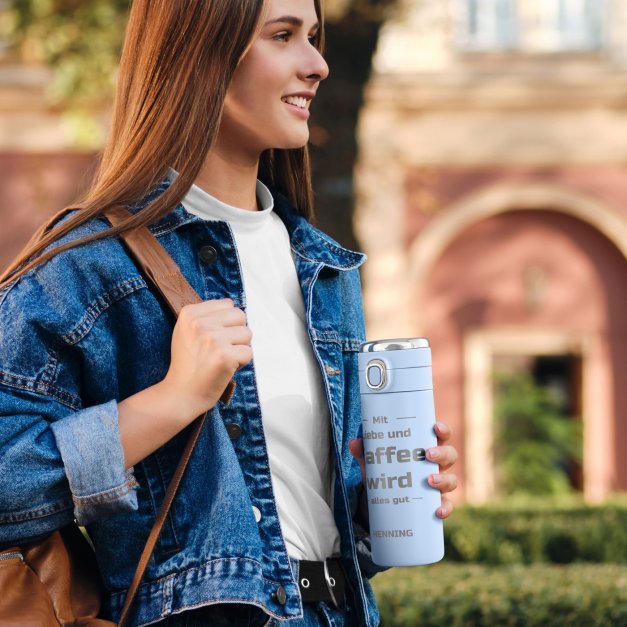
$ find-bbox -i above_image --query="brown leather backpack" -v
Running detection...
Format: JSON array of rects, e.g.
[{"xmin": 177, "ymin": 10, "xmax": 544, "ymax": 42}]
[{"xmin": 0, "ymin": 526, "xmax": 114, "ymax": 626}]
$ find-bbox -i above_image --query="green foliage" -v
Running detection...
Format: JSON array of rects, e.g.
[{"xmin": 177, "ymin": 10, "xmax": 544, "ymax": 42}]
[
  {"xmin": 372, "ymin": 564, "xmax": 627, "ymax": 627},
  {"xmin": 493, "ymin": 371, "xmax": 582, "ymax": 496},
  {"xmin": 443, "ymin": 499, "xmax": 627, "ymax": 565},
  {"xmin": 371, "ymin": 500, "xmax": 627, "ymax": 624},
  {"xmin": 5, "ymin": 0, "xmax": 401, "ymax": 104},
  {"xmin": 5, "ymin": 0, "xmax": 129, "ymax": 105}
]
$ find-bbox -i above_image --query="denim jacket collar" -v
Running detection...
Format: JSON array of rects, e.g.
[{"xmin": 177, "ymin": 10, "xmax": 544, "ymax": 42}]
[{"xmin": 133, "ymin": 179, "xmax": 367, "ymax": 272}]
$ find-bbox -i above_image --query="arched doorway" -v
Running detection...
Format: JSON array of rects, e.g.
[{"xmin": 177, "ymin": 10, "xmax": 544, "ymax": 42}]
[{"xmin": 411, "ymin": 191, "xmax": 627, "ymax": 502}]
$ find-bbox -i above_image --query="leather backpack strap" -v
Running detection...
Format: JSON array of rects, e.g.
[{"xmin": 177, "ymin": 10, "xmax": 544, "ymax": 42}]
[
  {"xmin": 104, "ymin": 205, "xmax": 235, "ymax": 404},
  {"xmin": 117, "ymin": 417, "xmax": 205, "ymax": 626},
  {"xmin": 105, "ymin": 205, "xmax": 201, "ymax": 315},
  {"xmin": 103, "ymin": 206, "xmax": 235, "ymax": 625}
]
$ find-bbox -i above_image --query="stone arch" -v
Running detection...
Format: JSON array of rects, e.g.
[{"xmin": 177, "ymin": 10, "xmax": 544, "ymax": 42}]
[
  {"xmin": 408, "ymin": 183, "xmax": 627, "ymax": 502},
  {"xmin": 409, "ymin": 182, "xmax": 627, "ymax": 299}
]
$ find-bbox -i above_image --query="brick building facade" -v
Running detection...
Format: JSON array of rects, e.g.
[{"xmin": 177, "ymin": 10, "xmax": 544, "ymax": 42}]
[{"xmin": 356, "ymin": 0, "xmax": 627, "ymax": 502}]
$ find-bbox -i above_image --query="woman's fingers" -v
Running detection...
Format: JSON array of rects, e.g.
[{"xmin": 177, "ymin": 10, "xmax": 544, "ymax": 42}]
[
  {"xmin": 348, "ymin": 437, "xmax": 364, "ymax": 459},
  {"xmin": 215, "ymin": 307, "xmax": 248, "ymax": 327},
  {"xmin": 180, "ymin": 299, "xmax": 247, "ymax": 329},
  {"xmin": 348, "ymin": 438, "xmax": 366, "ymax": 483},
  {"xmin": 436, "ymin": 496, "xmax": 454, "ymax": 519},
  {"xmin": 434, "ymin": 421, "xmax": 451, "ymax": 444},
  {"xmin": 428, "ymin": 472, "xmax": 458, "ymax": 494},
  {"xmin": 426, "ymin": 444, "xmax": 458, "ymax": 471},
  {"xmin": 163, "ymin": 298, "xmax": 254, "ymax": 415},
  {"xmin": 430, "ymin": 422, "xmax": 458, "ymax": 518},
  {"xmin": 179, "ymin": 297, "xmax": 236, "ymax": 318},
  {"xmin": 220, "ymin": 325, "xmax": 253, "ymax": 346},
  {"xmin": 231, "ymin": 344, "xmax": 254, "ymax": 368}
]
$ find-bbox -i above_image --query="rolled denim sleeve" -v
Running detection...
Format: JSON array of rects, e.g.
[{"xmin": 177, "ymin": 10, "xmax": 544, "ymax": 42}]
[
  {"xmin": 0, "ymin": 383, "xmax": 139, "ymax": 545},
  {"xmin": 50, "ymin": 400, "xmax": 138, "ymax": 525},
  {"xmin": 0, "ymin": 224, "xmax": 144, "ymax": 544}
]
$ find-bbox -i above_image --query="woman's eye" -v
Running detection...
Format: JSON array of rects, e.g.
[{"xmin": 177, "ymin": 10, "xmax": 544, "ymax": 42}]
[
  {"xmin": 308, "ymin": 34, "xmax": 320, "ymax": 46},
  {"xmin": 273, "ymin": 31, "xmax": 290, "ymax": 42}
]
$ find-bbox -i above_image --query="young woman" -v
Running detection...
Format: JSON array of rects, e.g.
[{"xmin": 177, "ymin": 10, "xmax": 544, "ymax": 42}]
[{"xmin": 0, "ymin": 0, "xmax": 457, "ymax": 625}]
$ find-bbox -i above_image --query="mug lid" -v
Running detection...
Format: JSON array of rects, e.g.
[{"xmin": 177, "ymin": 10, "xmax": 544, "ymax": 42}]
[{"xmin": 360, "ymin": 337, "xmax": 430, "ymax": 352}]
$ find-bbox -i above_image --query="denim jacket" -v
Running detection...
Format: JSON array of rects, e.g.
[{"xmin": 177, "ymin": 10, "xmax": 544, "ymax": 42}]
[{"xmin": 0, "ymin": 182, "xmax": 382, "ymax": 626}]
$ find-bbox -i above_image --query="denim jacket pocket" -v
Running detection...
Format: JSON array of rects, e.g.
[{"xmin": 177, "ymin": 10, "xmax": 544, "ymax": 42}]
[{"xmin": 133, "ymin": 429, "xmax": 190, "ymax": 559}]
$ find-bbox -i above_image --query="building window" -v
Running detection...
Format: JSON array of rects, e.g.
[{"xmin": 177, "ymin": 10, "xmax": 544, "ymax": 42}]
[
  {"xmin": 535, "ymin": 0, "xmax": 603, "ymax": 52},
  {"xmin": 463, "ymin": 0, "xmax": 518, "ymax": 51},
  {"xmin": 460, "ymin": 0, "xmax": 605, "ymax": 53}
]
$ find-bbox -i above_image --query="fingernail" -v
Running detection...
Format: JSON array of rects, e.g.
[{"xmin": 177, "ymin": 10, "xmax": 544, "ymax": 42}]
[
  {"xmin": 430, "ymin": 474, "xmax": 441, "ymax": 485},
  {"xmin": 436, "ymin": 422, "xmax": 447, "ymax": 432},
  {"xmin": 428, "ymin": 448, "xmax": 440, "ymax": 461},
  {"xmin": 438, "ymin": 507, "xmax": 448, "ymax": 518}
]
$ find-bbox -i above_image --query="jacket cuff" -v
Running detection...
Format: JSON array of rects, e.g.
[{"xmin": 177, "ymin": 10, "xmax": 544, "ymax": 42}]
[{"xmin": 50, "ymin": 400, "xmax": 138, "ymax": 525}]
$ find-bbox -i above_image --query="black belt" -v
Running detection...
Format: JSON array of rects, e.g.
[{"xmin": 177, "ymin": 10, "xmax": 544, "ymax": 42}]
[{"xmin": 297, "ymin": 558, "xmax": 346, "ymax": 607}]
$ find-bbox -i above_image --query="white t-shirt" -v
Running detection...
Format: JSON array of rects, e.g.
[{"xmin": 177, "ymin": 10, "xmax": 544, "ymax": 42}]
[{"xmin": 177, "ymin": 175, "xmax": 341, "ymax": 560}]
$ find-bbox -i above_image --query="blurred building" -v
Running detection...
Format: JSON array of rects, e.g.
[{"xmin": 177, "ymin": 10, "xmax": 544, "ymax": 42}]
[
  {"xmin": 2, "ymin": 0, "xmax": 626, "ymax": 505},
  {"xmin": 0, "ymin": 8, "xmax": 100, "ymax": 270},
  {"xmin": 356, "ymin": 0, "xmax": 627, "ymax": 502}
]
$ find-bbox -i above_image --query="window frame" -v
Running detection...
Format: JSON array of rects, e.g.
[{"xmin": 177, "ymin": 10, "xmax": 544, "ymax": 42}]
[{"xmin": 457, "ymin": 0, "xmax": 607, "ymax": 55}]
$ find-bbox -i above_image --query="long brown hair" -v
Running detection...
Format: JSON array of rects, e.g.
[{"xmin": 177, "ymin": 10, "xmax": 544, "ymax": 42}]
[{"xmin": 1, "ymin": 0, "xmax": 325, "ymax": 286}]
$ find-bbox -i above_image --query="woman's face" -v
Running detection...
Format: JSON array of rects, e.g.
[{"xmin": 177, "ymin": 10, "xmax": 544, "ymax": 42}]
[{"xmin": 217, "ymin": 0, "xmax": 329, "ymax": 160}]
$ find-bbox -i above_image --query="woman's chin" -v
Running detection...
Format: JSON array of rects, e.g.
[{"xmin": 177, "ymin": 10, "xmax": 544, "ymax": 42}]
[{"xmin": 272, "ymin": 131, "xmax": 310, "ymax": 151}]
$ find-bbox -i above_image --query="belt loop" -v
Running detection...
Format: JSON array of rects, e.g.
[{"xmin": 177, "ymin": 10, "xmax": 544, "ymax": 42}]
[{"xmin": 323, "ymin": 558, "xmax": 339, "ymax": 608}]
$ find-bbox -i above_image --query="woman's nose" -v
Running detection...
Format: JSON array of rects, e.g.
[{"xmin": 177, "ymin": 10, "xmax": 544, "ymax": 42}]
[{"xmin": 301, "ymin": 46, "xmax": 329, "ymax": 83}]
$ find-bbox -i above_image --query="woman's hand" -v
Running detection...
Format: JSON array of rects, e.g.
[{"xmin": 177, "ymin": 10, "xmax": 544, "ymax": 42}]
[
  {"xmin": 160, "ymin": 298, "xmax": 253, "ymax": 424},
  {"xmin": 119, "ymin": 298, "xmax": 253, "ymax": 468},
  {"xmin": 349, "ymin": 420, "xmax": 458, "ymax": 521},
  {"xmin": 426, "ymin": 422, "xmax": 458, "ymax": 519}
]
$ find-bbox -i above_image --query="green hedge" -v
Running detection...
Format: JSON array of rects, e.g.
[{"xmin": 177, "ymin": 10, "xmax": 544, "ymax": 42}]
[
  {"xmin": 443, "ymin": 499, "xmax": 627, "ymax": 564},
  {"xmin": 372, "ymin": 564, "xmax": 627, "ymax": 626}
]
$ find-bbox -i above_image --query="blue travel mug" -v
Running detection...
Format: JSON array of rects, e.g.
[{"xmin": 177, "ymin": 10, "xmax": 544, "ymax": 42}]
[{"xmin": 358, "ymin": 337, "xmax": 444, "ymax": 566}]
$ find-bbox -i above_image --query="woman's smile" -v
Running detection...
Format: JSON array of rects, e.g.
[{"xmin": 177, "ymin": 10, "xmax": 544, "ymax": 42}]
[
  {"xmin": 217, "ymin": 0, "xmax": 328, "ymax": 156},
  {"xmin": 281, "ymin": 93, "xmax": 314, "ymax": 119}
]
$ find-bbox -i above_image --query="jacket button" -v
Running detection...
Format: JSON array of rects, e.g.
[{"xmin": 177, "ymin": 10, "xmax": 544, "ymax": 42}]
[
  {"xmin": 199, "ymin": 245, "xmax": 218, "ymax": 264},
  {"xmin": 272, "ymin": 586, "xmax": 287, "ymax": 605},
  {"xmin": 252, "ymin": 506, "xmax": 262, "ymax": 523},
  {"xmin": 226, "ymin": 423, "xmax": 242, "ymax": 440}
]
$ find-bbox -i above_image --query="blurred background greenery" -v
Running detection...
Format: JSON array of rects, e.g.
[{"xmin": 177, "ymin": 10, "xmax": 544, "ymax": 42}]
[{"xmin": 372, "ymin": 495, "xmax": 627, "ymax": 625}]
